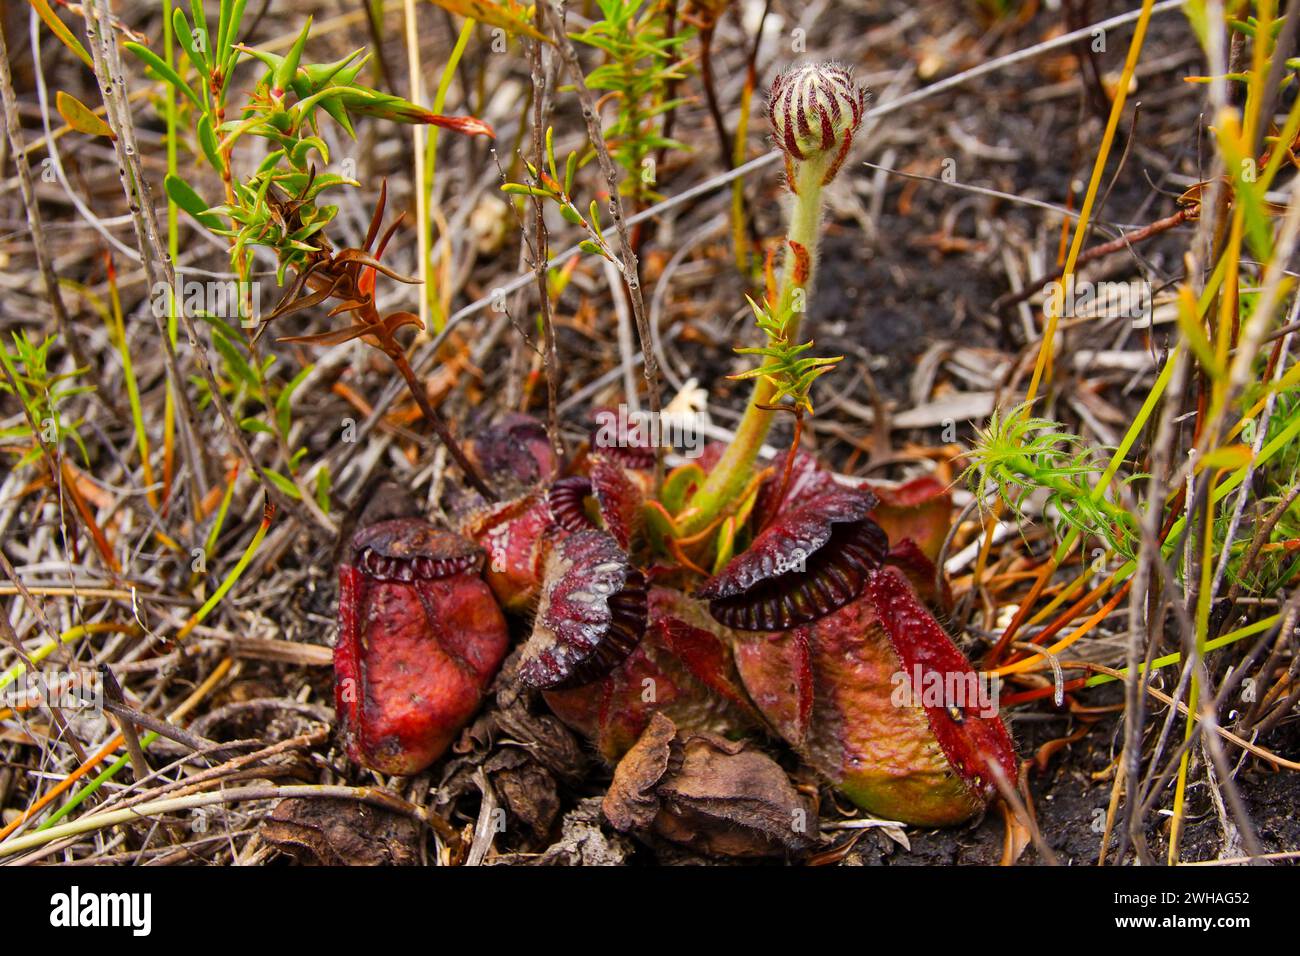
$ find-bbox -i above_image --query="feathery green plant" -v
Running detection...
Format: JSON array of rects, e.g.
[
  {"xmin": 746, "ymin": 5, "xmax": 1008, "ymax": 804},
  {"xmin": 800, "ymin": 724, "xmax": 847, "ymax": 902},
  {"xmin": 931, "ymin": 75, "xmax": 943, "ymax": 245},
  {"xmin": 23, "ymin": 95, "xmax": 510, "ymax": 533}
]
[
  {"xmin": 964, "ymin": 402, "xmax": 1142, "ymax": 561},
  {"xmin": 0, "ymin": 332, "xmax": 91, "ymax": 469},
  {"xmin": 570, "ymin": 0, "xmax": 692, "ymax": 206}
]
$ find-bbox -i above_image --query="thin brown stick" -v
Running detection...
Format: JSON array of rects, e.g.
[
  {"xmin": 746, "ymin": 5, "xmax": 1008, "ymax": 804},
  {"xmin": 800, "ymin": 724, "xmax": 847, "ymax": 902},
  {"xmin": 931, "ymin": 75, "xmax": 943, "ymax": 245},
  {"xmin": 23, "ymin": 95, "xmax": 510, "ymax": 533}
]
[
  {"xmin": 85, "ymin": 733, "xmax": 327, "ymax": 820},
  {"xmin": 0, "ymin": 600, "xmax": 89, "ymax": 769},
  {"xmin": 542, "ymin": 0, "xmax": 664, "ymax": 490},
  {"xmin": 699, "ymin": 27, "xmax": 734, "ymax": 171},
  {"xmin": 1117, "ymin": 346, "xmax": 1187, "ymax": 865},
  {"xmin": 0, "ymin": 783, "xmax": 461, "ymax": 859},
  {"xmin": 100, "ymin": 667, "xmax": 149, "ymax": 783},
  {"xmin": 387, "ymin": 341, "xmax": 497, "ymax": 501},
  {"xmin": 1086, "ymin": 661, "xmax": 1300, "ymax": 771},
  {"xmin": 529, "ymin": 13, "xmax": 564, "ymax": 465}
]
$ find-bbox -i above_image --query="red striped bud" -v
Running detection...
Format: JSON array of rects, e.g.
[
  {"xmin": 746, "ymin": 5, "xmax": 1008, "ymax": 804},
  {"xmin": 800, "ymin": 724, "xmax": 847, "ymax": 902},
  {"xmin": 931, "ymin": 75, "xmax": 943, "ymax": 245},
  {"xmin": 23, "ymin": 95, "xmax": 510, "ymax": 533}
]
[{"xmin": 768, "ymin": 63, "xmax": 868, "ymax": 185}]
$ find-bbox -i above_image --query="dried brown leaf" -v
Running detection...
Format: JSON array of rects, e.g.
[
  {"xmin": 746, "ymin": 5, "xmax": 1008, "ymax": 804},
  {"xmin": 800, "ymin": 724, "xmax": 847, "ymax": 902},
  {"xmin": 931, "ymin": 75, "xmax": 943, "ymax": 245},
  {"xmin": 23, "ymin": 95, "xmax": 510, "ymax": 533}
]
[
  {"xmin": 262, "ymin": 797, "xmax": 419, "ymax": 865},
  {"xmin": 603, "ymin": 713, "xmax": 817, "ymax": 859}
]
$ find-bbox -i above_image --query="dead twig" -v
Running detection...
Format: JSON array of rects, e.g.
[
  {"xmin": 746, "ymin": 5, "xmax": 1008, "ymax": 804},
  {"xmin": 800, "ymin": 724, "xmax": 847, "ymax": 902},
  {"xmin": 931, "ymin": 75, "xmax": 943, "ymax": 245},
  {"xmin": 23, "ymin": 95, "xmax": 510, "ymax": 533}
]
[{"xmin": 542, "ymin": 0, "xmax": 664, "ymax": 489}]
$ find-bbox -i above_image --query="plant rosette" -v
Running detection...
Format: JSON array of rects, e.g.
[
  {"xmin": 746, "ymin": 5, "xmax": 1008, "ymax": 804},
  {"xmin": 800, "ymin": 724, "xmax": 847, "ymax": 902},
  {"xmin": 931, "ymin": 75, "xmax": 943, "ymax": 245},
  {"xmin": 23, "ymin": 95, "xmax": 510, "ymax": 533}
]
[
  {"xmin": 475, "ymin": 421, "xmax": 1013, "ymax": 823},
  {"xmin": 336, "ymin": 413, "xmax": 1015, "ymax": 825},
  {"xmin": 330, "ymin": 61, "xmax": 1017, "ymax": 826}
]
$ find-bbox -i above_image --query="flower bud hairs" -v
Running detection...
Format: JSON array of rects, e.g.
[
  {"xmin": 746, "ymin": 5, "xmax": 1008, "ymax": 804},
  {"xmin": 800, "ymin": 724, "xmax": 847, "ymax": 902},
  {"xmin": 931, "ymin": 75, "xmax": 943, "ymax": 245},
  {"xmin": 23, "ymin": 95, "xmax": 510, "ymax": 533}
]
[{"xmin": 768, "ymin": 62, "xmax": 869, "ymax": 189}]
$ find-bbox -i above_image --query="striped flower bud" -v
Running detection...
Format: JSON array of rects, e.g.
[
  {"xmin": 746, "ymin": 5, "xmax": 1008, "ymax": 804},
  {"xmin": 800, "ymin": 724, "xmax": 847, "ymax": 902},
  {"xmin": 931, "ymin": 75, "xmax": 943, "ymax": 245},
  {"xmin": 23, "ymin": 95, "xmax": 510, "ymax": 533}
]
[{"xmin": 768, "ymin": 63, "xmax": 868, "ymax": 185}]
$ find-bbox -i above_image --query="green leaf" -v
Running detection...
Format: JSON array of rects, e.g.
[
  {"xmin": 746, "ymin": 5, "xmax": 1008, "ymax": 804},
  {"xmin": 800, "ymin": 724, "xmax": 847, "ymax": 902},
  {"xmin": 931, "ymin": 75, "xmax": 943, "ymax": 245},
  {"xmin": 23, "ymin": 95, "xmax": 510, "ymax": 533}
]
[
  {"xmin": 239, "ymin": 45, "xmax": 284, "ymax": 80},
  {"xmin": 197, "ymin": 114, "xmax": 223, "ymax": 172},
  {"xmin": 545, "ymin": 126, "xmax": 559, "ymax": 183},
  {"xmin": 263, "ymin": 468, "xmax": 302, "ymax": 499},
  {"xmin": 165, "ymin": 175, "xmax": 223, "ymax": 230},
  {"xmin": 216, "ymin": 0, "xmax": 234, "ymax": 63},
  {"xmin": 174, "ymin": 8, "xmax": 208, "ymax": 74},
  {"xmin": 276, "ymin": 364, "xmax": 313, "ymax": 436},
  {"xmin": 126, "ymin": 41, "xmax": 205, "ymax": 111},
  {"xmin": 212, "ymin": 330, "xmax": 258, "ymax": 388},
  {"xmin": 564, "ymin": 150, "xmax": 578, "ymax": 195},
  {"xmin": 189, "ymin": 0, "xmax": 210, "ymax": 61},
  {"xmin": 55, "ymin": 91, "xmax": 115, "ymax": 140},
  {"xmin": 288, "ymin": 135, "xmax": 328, "ymax": 168},
  {"xmin": 660, "ymin": 463, "xmax": 704, "ymax": 514},
  {"xmin": 240, "ymin": 417, "xmax": 275, "ymax": 435},
  {"xmin": 314, "ymin": 465, "xmax": 332, "ymax": 513},
  {"xmin": 298, "ymin": 49, "xmax": 366, "ymax": 93},
  {"xmin": 219, "ymin": 0, "xmax": 250, "ymax": 73},
  {"xmin": 501, "ymin": 182, "xmax": 555, "ymax": 199},
  {"xmin": 275, "ymin": 18, "xmax": 313, "ymax": 93},
  {"xmin": 318, "ymin": 95, "xmax": 356, "ymax": 139},
  {"xmin": 713, "ymin": 517, "xmax": 737, "ymax": 575}
]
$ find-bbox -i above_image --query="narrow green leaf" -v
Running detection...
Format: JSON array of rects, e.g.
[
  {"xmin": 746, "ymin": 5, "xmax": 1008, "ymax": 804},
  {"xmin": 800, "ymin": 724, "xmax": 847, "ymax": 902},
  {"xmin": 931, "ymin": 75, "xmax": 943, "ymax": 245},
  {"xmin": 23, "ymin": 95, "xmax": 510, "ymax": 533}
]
[
  {"xmin": 545, "ymin": 125, "xmax": 559, "ymax": 183},
  {"xmin": 564, "ymin": 150, "xmax": 578, "ymax": 196},
  {"xmin": 240, "ymin": 417, "xmax": 275, "ymax": 435},
  {"xmin": 263, "ymin": 468, "xmax": 302, "ymax": 499},
  {"xmin": 164, "ymin": 175, "xmax": 222, "ymax": 230},
  {"xmin": 275, "ymin": 364, "xmax": 313, "ymax": 436},
  {"xmin": 275, "ymin": 18, "xmax": 313, "ymax": 92},
  {"xmin": 197, "ymin": 115, "xmax": 223, "ymax": 172},
  {"xmin": 501, "ymin": 183, "xmax": 555, "ymax": 199},
  {"xmin": 126, "ymin": 41, "xmax": 205, "ymax": 111},
  {"xmin": 212, "ymin": 331, "xmax": 257, "ymax": 389},
  {"xmin": 314, "ymin": 465, "xmax": 332, "ymax": 513},
  {"xmin": 174, "ymin": 8, "xmax": 208, "ymax": 74},
  {"xmin": 220, "ymin": 0, "xmax": 250, "ymax": 72},
  {"xmin": 189, "ymin": 0, "xmax": 210, "ymax": 60},
  {"xmin": 216, "ymin": 0, "xmax": 234, "ymax": 63}
]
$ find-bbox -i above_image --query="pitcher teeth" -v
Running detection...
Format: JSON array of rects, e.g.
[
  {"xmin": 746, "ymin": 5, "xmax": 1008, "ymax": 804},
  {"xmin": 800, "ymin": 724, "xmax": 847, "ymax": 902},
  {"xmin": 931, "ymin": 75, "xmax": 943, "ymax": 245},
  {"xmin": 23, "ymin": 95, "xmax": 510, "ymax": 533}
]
[{"xmin": 519, "ymin": 530, "xmax": 648, "ymax": 690}]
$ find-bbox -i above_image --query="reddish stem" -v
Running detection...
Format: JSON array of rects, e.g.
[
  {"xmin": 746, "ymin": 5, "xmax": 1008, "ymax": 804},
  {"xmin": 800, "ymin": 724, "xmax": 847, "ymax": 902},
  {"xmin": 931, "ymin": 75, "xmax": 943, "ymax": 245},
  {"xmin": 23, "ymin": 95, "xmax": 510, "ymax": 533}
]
[
  {"xmin": 761, "ymin": 409, "xmax": 804, "ymax": 531},
  {"xmin": 386, "ymin": 343, "xmax": 497, "ymax": 501}
]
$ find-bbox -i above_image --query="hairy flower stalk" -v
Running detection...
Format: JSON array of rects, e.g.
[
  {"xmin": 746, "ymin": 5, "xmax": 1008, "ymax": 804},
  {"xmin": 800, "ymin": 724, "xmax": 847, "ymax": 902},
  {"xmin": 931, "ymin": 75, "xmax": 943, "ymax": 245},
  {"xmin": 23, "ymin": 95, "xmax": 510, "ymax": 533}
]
[{"xmin": 682, "ymin": 64, "xmax": 866, "ymax": 535}]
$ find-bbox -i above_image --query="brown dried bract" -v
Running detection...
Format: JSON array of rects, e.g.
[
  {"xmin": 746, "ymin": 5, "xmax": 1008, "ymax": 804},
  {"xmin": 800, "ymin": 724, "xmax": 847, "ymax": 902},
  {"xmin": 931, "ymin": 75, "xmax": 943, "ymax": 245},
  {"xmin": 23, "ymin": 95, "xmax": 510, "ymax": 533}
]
[{"xmin": 603, "ymin": 713, "xmax": 817, "ymax": 859}]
